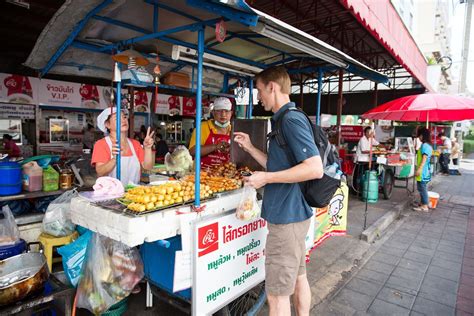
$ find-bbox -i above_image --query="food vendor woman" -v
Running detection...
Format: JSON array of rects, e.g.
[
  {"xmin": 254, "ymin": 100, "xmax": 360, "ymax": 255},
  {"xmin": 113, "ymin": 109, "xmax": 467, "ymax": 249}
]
[
  {"xmin": 91, "ymin": 108, "xmax": 155, "ymax": 186},
  {"xmin": 2, "ymin": 134, "xmax": 21, "ymax": 158},
  {"xmin": 189, "ymin": 97, "xmax": 232, "ymax": 167}
]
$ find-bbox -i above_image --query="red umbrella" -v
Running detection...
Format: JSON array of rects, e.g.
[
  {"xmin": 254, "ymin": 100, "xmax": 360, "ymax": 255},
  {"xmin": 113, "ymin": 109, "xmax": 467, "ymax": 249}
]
[{"xmin": 362, "ymin": 94, "xmax": 474, "ymax": 123}]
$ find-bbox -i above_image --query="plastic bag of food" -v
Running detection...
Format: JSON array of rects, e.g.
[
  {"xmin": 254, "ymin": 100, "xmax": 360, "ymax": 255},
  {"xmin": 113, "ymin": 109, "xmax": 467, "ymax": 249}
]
[
  {"xmin": 164, "ymin": 145, "xmax": 193, "ymax": 175},
  {"xmin": 76, "ymin": 233, "xmax": 144, "ymax": 315},
  {"xmin": 0, "ymin": 205, "xmax": 20, "ymax": 246},
  {"xmin": 236, "ymin": 186, "xmax": 260, "ymax": 221},
  {"xmin": 42, "ymin": 190, "xmax": 77, "ymax": 237},
  {"xmin": 57, "ymin": 230, "xmax": 92, "ymax": 287}
]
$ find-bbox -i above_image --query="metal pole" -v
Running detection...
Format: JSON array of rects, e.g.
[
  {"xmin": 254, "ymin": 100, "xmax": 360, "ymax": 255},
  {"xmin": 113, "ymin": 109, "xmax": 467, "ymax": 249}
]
[
  {"xmin": 116, "ymin": 64, "xmax": 122, "ymax": 180},
  {"xmin": 129, "ymin": 87, "xmax": 135, "ymax": 138},
  {"xmin": 460, "ymin": 0, "xmax": 473, "ymax": 93},
  {"xmin": 336, "ymin": 69, "xmax": 343, "ymax": 146},
  {"xmin": 247, "ymin": 78, "xmax": 254, "ymax": 119},
  {"xmin": 316, "ymin": 68, "xmax": 322, "ymax": 125},
  {"xmin": 373, "ymin": 83, "xmax": 378, "ymax": 107},
  {"xmin": 194, "ymin": 27, "xmax": 204, "ymax": 206},
  {"xmin": 299, "ymin": 77, "xmax": 304, "ymax": 109}
]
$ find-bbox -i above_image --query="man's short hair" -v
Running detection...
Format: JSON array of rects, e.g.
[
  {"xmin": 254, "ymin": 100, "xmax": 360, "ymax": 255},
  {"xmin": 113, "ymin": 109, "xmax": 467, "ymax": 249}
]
[
  {"xmin": 364, "ymin": 126, "xmax": 372, "ymax": 134},
  {"xmin": 255, "ymin": 66, "xmax": 291, "ymax": 94}
]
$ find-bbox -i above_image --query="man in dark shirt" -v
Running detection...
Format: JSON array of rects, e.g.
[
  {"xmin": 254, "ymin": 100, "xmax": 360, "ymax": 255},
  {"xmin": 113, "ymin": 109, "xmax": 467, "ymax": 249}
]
[{"xmin": 234, "ymin": 66, "xmax": 323, "ymax": 316}]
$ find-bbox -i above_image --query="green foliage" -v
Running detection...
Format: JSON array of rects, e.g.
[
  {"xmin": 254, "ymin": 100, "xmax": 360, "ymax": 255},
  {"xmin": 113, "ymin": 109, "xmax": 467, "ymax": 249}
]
[{"xmin": 464, "ymin": 139, "xmax": 474, "ymax": 154}]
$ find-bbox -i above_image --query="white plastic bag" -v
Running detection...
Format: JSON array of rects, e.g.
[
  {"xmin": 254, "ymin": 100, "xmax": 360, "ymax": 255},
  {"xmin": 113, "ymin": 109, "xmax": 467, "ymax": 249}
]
[
  {"xmin": 42, "ymin": 190, "xmax": 77, "ymax": 237},
  {"xmin": 0, "ymin": 205, "xmax": 20, "ymax": 246},
  {"xmin": 76, "ymin": 233, "xmax": 144, "ymax": 315},
  {"xmin": 236, "ymin": 186, "xmax": 261, "ymax": 221}
]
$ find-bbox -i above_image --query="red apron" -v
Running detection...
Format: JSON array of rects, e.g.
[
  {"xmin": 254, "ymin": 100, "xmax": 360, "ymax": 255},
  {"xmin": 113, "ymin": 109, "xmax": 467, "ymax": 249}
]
[{"xmin": 200, "ymin": 129, "xmax": 231, "ymax": 167}]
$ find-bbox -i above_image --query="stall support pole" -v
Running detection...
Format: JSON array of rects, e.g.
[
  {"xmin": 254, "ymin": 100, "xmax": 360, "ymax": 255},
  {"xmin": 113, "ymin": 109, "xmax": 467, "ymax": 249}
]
[
  {"xmin": 153, "ymin": 3, "xmax": 159, "ymax": 32},
  {"xmin": 247, "ymin": 78, "xmax": 254, "ymax": 119},
  {"xmin": 299, "ymin": 77, "xmax": 304, "ymax": 109},
  {"xmin": 115, "ymin": 63, "xmax": 122, "ymax": 180},
  {"xmin": 194, "ymin": 27, "xmax": 205, "ymax": 206},
  {"xmin": 373, "ymin": 83, "xmax": 378, "ymax": 107},
  {"xmin": 129, "ymin": 86, "xmax": 135, "ymax": 138},
  {"xmin": 222, "ymin": 73, "xmax": 229, "ymax": 93},
  {"xmin": 336, "ymin": 69, "xmax": 343, "ymax": 146},
  {"xmin": 316, "ymin": 68, "xmax": 322, "ymax": 125}
]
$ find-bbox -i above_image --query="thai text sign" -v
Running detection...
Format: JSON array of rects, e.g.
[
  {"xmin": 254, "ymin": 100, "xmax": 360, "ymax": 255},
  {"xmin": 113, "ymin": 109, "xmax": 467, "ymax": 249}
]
[
  {"xmin": 193, "ymin": 212, "xmax": 267, "ymax": 315},
  {"xmin": 341, "ymin": 125, "xmax": 364, "ymax": 142}
]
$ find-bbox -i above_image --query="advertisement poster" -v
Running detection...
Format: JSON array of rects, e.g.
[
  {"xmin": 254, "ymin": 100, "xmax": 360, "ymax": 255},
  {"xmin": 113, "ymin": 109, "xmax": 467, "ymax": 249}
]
[
  {"xmin": 306, "ymin": 182, "xmax": 348, "ymax": 261},
  {"xmin": 38, "ymin": 79, "xmax": 82, "ymax": 107},
  {"xmin": 193, "ymin": 212, "xmax": 267, "ymax": 316},
  {"xmin": 168, "ymin": 95, "xmax": 182, "ymax": 116},
  {"xmin": 79, "ymin": 84, "xmax": 100, "ymax": 109},
  {"xmin": 340, "ymin": 125, "xmax": 364, "ymax": 142},
  {"xmin": 133, "ymin": 90, "xmax": 149, "ymax": 112},
  {"xmin": 0, "ymin": 73, "xmax": 38, "ymax": 104},
  {"xmin": 182, "ymin": 97, "xmax": 196, "ymax": 116}
]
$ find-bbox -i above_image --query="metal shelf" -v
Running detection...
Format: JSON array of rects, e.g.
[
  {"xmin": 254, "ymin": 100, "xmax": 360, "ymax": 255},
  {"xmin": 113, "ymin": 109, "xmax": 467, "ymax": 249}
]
[
  {"xmin": 121, "ymin": 79, "xmax": 236, "ymax": 98},
  {"xmin": 0, "ymin": 190, "xmax": 65, "ymax": 202}
]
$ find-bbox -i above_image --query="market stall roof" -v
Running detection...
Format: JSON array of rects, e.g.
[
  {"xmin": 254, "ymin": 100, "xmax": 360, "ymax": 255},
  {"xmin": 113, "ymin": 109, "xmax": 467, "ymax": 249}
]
[
  {"xmin": 250, "ymin": 0, "xmax": 433, "ymax": 91},
  {"xmin": 24, "ymin": 0, "xmax": 388, "ymax": 93}
]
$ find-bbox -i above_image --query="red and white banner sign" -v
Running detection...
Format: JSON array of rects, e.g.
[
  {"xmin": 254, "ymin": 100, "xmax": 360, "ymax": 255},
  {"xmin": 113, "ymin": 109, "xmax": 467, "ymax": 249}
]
[
  {"xmin": 340, "ymin": 125, "xmax": 364, "ymax": 142},
  {"xmin": 0, "ymin": 73, "xmax": 39, "ymax": 104},
  {"xmin": 38, "ymin": 79, "xmax": 82, "ymax": 107}
]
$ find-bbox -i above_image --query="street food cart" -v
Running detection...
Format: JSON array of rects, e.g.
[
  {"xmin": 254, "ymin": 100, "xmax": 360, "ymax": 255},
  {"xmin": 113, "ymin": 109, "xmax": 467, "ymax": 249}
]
[{"xmin": 11, "ymin": 0, "xmax": 388, "ymax": 314}]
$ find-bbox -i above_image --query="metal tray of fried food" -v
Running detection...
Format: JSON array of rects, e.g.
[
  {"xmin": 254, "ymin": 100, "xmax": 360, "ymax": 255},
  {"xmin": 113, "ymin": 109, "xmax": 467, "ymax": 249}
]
[{"xmin": 94, "ymin": 195, "xmax": 218, "ymax": 217}]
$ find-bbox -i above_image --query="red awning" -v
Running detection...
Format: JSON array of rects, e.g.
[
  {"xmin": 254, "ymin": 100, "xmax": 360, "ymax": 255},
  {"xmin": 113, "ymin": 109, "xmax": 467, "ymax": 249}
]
[{"xmin": 340, "ymin": 0, "xmax": 433, "ymax": 92}]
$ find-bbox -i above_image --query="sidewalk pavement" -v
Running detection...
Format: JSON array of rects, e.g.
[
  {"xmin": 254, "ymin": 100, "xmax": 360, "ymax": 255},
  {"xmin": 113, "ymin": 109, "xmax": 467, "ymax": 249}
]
[{"xmin": 312, "ymin": 154, "xmax": 474, "ymax": 315}]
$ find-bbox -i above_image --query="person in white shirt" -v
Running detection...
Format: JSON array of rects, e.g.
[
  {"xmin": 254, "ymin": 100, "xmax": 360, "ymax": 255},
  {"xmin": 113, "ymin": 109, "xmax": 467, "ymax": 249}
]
[
  {"xmin": 438, "ymin": 132, "xmax": 452, "ymax": 175},
  {"xmin": 356, "ymin": 126, "xmax": 380, "ymax": 162},
  {"xmin": 353, "ymin": 126, "xmax": 381, "ymax": 193}
]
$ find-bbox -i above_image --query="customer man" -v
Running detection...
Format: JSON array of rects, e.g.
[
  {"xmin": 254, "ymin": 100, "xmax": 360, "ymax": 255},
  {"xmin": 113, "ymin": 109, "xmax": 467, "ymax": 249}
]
[
  {"xmin": 234, "ymin": 66, "xmax": 323, "ymax": 316},
  {"xmin": 438, "ymin": 132, "xmax": 452, "ymax": 175},
  {"xmin": 353, "ymin": 126, "xmax": 380, "ymax": 193}
]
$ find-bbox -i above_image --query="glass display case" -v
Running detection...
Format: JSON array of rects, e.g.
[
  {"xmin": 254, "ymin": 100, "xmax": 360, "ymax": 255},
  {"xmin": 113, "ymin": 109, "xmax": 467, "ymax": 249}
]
[
  {"xmin": 165, "ymin": 121, "xmax": 182, "ymax": 143},
  {"xmin": 49, "ymin": 119, "xmax": 69, "ymax": 143},
  {"xmin": 394, "ymin": 137, "xmax": 415, "ymax": 177}
]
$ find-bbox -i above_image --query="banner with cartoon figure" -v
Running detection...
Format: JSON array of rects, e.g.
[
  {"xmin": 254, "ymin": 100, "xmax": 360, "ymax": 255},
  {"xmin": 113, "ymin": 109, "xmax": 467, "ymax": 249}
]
[
  {"xmin": 0, "ymin": 73, "xmax": 38, "ymax": 104},
  {"xmin": 306, "ymin": 182, "xmax": 348, "ymax": 260}
]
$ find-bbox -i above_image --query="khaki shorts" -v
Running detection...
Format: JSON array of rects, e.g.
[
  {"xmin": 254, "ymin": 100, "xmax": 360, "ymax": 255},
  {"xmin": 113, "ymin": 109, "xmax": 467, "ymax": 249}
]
[{"xmin": 265, "ymin": 218, "xmax": 311, "ymax": 296}]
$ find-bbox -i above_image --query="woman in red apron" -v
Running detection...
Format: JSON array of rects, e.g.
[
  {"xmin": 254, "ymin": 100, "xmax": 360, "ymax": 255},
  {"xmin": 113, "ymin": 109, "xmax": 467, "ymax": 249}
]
[{"xmin": 189, "ymin": 97, "xmax": 233, "ymax": 167}]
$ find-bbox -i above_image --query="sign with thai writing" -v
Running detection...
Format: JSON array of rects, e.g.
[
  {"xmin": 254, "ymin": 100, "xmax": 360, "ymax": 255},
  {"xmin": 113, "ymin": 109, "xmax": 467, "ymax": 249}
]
[
  {"xmin": 193, "ymin": 212, "xmax": 267, "ymax": 315},
  {"xmin": 340, "ymin": 125, "xmax": 364, "ymax": 142},
  {"xmin": 38, "ymin": 79, "xmax": 82, "ymax": 107},
  {"xmin": 0, "ymin": 103, "xmax": 35, "ymax": 119}
]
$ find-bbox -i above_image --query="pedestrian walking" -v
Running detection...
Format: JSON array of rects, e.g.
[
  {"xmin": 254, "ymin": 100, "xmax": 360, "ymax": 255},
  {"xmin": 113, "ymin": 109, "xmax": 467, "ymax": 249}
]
[
  {"xmin": 451, "ymin": 138, "xmax": 462, "ymax": 175},
  {"xmin": 234, "ymin": 66, "xmax": 324, "ymax": 316}
]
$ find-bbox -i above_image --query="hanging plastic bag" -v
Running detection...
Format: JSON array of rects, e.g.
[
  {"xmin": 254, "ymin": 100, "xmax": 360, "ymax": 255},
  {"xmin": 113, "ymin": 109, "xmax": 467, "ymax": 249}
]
[
  {"xmin": 57, "ymin": 230, "xmax": 92, "ymax": 287},
  {"xmin": 236, "ymin": 186, "xmax": 261, "ymax": 221},
  {"xmin": 76, "ymin": 233, "xmax": 144, "ymax": 315},
  {"xmin": 0, "ymin": 205, "xmax": 20, "ymax": 246},
  {"xmin": 42, "ymin": 190, "xmax": 77, "ymax": 237}
]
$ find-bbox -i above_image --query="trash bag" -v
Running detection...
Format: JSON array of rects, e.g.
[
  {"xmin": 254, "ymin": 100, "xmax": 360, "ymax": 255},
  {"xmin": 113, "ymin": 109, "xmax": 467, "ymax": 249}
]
[
  {"xmin": 42, "ymin": 190, "xmax": 78, "ymax": 237},
  {"xmin": 76, "ymin": 233, "xmax": 144, "ymax": 315},
  {"xmin": 57, "ymin": 230, "xmax": 92, "ymax": 287},
  {"xmin": 236, "ymin": 186, "xmax": 261, "ymax": 221},
  {"xmin": 0, "ymin": 205, "xmax": 20, "ymax": 246}
]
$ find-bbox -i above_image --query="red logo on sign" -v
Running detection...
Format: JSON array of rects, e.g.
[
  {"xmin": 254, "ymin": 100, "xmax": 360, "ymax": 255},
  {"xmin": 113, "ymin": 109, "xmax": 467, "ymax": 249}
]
[{"xmin": 198, "ymin": 222, "xmax": 219, "ymax": 257}]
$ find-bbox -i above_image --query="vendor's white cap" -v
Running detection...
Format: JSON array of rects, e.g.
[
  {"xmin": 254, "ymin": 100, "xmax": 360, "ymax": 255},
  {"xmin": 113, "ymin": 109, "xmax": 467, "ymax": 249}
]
[
  {"xmin": 97, "ymin": 107, "xmax": 116, "ymax": 133},
  {"xmin": 212, "ymin": 97, "xmax": 232, "ymax": 111}
]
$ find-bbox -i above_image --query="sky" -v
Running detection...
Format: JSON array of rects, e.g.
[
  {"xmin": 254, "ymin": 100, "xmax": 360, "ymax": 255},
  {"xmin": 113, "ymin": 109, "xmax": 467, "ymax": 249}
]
[{"xmin": 449, "ymin": 0, "xmax": 474, "ymax": 92}]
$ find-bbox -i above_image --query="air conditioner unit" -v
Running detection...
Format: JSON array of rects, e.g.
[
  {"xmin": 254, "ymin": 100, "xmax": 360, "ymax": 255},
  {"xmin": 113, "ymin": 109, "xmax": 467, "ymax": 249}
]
[{"xmin": 171, "ymin": 45, "xmax": 262, "ymax": 76}]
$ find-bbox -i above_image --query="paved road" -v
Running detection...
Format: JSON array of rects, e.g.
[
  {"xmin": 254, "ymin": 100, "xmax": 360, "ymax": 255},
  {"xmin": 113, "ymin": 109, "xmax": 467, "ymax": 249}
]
[{"xmin": 313, "ymin": 155, "xmax": 474, "ymax": 316}]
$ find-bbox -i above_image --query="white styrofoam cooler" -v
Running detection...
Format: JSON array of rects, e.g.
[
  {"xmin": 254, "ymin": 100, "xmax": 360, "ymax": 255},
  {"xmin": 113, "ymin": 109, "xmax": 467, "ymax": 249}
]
[{"xmin": 70, "ymin": 189, "xmax": 244, "ymax": 247}]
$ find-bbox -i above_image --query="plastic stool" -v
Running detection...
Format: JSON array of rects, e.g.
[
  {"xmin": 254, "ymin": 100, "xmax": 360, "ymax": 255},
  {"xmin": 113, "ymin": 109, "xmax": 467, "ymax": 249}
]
[{"xmin": 38, "ymin": 231, "xmax": 78, "ymax": 272}]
